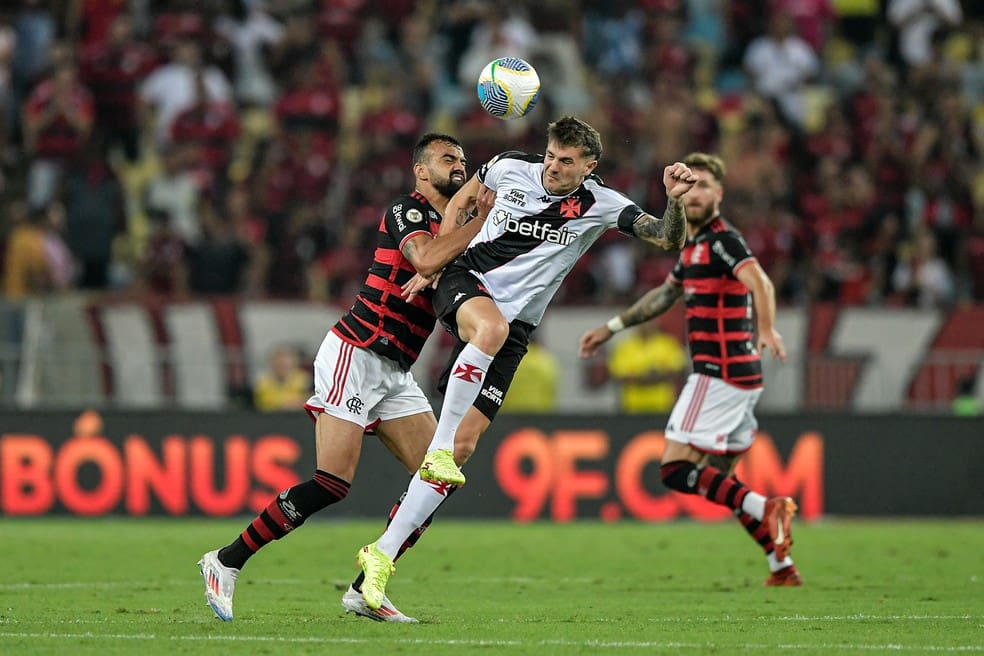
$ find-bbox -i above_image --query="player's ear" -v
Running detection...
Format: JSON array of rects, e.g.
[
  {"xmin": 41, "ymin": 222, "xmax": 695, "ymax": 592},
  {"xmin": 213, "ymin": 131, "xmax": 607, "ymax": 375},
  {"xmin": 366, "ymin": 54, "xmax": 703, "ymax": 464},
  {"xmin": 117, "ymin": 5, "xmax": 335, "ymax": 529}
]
[
  {"xmin": 584, "ymin": 159, "xmax": 598, "ymax": 175},
  {"xmin": 413, "ymin": 161, "xmax": 427, "ymax": 181}
]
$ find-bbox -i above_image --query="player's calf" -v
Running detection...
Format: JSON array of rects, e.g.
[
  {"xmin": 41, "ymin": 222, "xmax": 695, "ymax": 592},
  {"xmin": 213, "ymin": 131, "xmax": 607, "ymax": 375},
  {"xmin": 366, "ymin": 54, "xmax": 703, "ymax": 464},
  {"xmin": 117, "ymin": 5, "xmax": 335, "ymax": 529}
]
[
  {"xmin": 661, "ymin": 460, "xmax": 756, "ymax": 514},
  {"xmin": 660, "ymin": 460, "xmax": 700, "ymax": 493},
  {"xmin": 216, "ymin": 470, "xmax": 351, "ymax": 571}
]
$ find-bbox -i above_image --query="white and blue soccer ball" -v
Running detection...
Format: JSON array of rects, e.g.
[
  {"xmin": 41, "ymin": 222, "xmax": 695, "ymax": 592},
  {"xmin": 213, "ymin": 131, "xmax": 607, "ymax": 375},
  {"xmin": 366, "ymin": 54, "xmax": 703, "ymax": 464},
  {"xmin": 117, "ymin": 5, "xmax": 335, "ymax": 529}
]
[{"xmin": 476, "ymin": 57, "xmax": 541, "ymax": 120}]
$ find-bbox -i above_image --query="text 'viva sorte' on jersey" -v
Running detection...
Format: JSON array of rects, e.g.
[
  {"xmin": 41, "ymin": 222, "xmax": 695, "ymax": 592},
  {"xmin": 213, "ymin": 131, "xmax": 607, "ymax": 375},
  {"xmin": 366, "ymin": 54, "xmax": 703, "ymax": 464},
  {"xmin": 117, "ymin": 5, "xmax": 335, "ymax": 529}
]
[
  {"xmin": 669, "ymin": 216, "xmax": 763, "ymax": 389},
  {"xmin": 332, "ymin": 191, "xmax": 441, "ymax": 371},
  {"xmin": 457, "ymin": 151, "xmax": 644, "ymax": 325}
]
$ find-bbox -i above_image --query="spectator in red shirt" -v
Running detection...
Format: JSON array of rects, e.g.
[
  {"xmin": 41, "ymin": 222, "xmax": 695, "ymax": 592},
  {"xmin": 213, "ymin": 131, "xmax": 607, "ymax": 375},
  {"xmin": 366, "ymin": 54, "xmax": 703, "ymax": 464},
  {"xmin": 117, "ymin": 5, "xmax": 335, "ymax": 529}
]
[
  {"xmin": 139, "ymin": 38, "xmax": 232, "ymax": 147},
  {"xmin": 170, "ymin": 70, "xmax": 240, "ymax": 195},
  {"xmin": 67, "ymin": 0, "xmax": 128, "ymax": 50},
  {"xmin": 80, "ymin": 15, "xmax": 157, "ymax": 162},
  {"xmin": 139, "ymin": 207, "xmax": 188, "ymax": 297},
  {"xmin": 22, "ymin": 62, "xmax": 94, "ymax": 208},
  {"xmin": 357, "ymin": 79, "xmax": 421, "ymax": 150},
  {"xmin": 770, "ymin": 0, "xmax": 836, "ymax": 54},
  {"xmin": 274, "ymin": 60, "xmax": 340, "ymax": 143}
]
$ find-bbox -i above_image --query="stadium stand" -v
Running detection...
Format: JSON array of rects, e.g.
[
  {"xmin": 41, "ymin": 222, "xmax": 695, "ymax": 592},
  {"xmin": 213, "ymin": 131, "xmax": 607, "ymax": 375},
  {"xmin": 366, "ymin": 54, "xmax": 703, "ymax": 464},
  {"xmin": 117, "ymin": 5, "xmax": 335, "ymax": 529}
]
[{"xmin": 0, "ymin": 1, "xmax": 980, "ymax": 411}]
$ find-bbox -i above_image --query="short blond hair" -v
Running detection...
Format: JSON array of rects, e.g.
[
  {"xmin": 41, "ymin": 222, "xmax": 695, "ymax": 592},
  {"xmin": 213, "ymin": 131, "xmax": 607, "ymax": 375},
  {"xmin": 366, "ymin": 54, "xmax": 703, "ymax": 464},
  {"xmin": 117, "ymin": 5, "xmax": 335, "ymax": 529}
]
[{"xmin": 682, "ymin": 152, "xmax": 726, "ymax": 182}]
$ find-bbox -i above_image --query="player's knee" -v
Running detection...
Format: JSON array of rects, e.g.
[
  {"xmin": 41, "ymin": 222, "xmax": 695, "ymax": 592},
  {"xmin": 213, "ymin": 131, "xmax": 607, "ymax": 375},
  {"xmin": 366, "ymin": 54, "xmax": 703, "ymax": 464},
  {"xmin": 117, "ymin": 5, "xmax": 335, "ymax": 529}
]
[
  {"xmin": 472, "ymin": 316, "xmax": 509, "ymax": 353},
  {"xmin": 278, "ymin": 470, "xmax": 350, "ymax": 523},
  {"xmin": 660, "ymin": 460, "xmax": 699, "ymax": 494},
  {"xmin": 706, "ymin": 453, "xmax": 737, "ymax": 474}
]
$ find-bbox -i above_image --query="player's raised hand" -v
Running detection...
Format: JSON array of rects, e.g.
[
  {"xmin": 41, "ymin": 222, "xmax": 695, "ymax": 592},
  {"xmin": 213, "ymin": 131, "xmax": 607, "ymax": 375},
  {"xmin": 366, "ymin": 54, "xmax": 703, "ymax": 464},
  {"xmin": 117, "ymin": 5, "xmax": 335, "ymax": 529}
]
[
  {"xmin": 402, "ymin": 272, "xmax": 440, "ymax": 302},
  {"xmin": 663, "ymin": 162, "xmax": 698, "ymax": 199},
  {"xmin": 578, "ymin": 326, "xmax": 613, "ymax": 359},
  {"xmin": 473, "ymin": 183, "xmax": 496, "ymax": 220},
  {"xmin": 758, "ymin": 327, "xmax": 787, "ymax": 361}
]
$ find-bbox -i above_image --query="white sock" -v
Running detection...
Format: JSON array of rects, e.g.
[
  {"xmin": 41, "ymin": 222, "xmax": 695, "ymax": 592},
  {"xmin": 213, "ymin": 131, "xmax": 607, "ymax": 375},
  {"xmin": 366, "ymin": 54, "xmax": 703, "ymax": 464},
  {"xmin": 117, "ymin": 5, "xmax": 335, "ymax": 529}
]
[
  {"xmin": 768, "ymin": 551, "xmax": 794, "ymax": 572},
  {"xmin": 428, "ymin": 343, "xmax": 494, "ymax": 451},
  {"xmin": 376, "ymin": 472, "xmax": 453, "ymax": 559},
  {"xmin": 741, "ymin": 492, "xmax": 766, "ymax": 521}
]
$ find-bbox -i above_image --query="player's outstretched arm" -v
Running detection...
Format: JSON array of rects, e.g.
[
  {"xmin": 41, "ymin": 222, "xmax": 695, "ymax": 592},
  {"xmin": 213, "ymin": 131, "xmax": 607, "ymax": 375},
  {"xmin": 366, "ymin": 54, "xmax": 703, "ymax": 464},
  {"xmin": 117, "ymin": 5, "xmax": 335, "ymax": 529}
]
[
  {"xmin": 621, "ymin": 280, "xmax": 684, "ymax": 327},
  {"xmin": 736, "ymin": 260, "xmax": 787, "ymax": 361},
  {"xmin": 403, "ymin": 179, "xmax": 494, "ymax": 278},
  {"xmin": 402, "ymin": 215, "xmax": 482, "ymax": 278},
  {"xmin": 632, "ymin": 162, "xmax": 696, "ymax": 251},
  {"xmin": 401, "ymin": 180, "xmax": 496, "ymax": 299},
  {"xmin": 578, "ymin": 281, "xmax": 683, "ymax": 358}
]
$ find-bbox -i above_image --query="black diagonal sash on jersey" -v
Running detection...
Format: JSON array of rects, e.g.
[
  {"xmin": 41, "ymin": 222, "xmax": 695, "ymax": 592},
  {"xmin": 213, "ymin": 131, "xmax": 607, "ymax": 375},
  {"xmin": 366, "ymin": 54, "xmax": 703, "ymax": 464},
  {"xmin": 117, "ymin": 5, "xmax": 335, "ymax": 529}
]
[{"xmin": 458, "ymin": 188, "xmax": 599, "ymax": 273}]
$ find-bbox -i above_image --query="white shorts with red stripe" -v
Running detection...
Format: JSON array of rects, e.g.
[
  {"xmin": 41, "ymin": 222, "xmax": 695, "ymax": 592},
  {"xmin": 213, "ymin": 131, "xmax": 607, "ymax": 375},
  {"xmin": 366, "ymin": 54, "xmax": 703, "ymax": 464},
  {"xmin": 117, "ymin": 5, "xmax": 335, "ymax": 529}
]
[
  {"xmin": 304, "ymin": 332, "xmax": 432, "ymax": 428},
  {"xmin": 664, "ymin": 373, "xmax": 763, "ymax": 454}
]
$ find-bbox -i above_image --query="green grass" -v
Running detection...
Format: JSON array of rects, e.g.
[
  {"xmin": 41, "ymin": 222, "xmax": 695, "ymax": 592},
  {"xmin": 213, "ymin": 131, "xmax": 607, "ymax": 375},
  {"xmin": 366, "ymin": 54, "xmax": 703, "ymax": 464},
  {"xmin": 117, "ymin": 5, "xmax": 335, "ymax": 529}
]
[{"xmin": 0, "ymin": 518, "xmax": 981, "ymax": 655}]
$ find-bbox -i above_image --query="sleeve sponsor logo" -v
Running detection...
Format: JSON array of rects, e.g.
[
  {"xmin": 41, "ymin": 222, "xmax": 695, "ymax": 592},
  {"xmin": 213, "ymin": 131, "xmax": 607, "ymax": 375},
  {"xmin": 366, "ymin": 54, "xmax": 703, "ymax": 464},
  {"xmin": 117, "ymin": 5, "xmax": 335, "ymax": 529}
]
[
  {"xmin": 503, "ymin": 189, "xmax": 527, "ymax": 207},
  {"xmin": 712, "ymin": 240, "xmax": 736, "ymax": 267},
  {"xmin": 393, "ymin": 203, "xmax": 405, "ymax": 231}
]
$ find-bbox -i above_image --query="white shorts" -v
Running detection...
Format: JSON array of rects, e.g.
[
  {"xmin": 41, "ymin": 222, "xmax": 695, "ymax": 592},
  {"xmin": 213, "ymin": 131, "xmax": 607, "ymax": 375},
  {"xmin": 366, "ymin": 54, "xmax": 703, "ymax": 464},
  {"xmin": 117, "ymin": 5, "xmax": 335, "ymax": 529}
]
[
  {"xmin": 665, "ymin": 373, "xmax": 763, "ymax": 455},
  {"xmin": 304, "ymin": 331, "xmax": 432, "ymax": 428}
]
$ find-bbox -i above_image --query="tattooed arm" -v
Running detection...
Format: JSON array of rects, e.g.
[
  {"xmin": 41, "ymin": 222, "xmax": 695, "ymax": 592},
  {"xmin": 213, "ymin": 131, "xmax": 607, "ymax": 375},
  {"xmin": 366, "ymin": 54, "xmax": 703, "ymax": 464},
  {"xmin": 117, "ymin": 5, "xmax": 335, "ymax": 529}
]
[
  {"xmin": 620, "ymin": 281, "xmax": 685, "ymax": 328},
  {"xmin": 632, "ymin": 197, "xmax": 686, "ymax": 251},
  {"xmin": 578, "ymin": 280, "xmax": 683, "ymax": 358},
  {"xmin": 631, "ymin": 161, "xmax": 697, "ymax": 251},
  {"xmin": 438, "ymin": 175, "xmax": 493, "ymax": 237}
]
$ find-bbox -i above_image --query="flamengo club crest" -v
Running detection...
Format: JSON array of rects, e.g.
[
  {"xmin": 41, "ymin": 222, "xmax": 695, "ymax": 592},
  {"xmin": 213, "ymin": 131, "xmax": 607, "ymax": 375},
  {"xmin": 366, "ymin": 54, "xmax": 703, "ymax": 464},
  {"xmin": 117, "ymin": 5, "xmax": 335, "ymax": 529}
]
[{"xmin": 346, "ymin": 395, "xmax": 364, "ymax": 415}]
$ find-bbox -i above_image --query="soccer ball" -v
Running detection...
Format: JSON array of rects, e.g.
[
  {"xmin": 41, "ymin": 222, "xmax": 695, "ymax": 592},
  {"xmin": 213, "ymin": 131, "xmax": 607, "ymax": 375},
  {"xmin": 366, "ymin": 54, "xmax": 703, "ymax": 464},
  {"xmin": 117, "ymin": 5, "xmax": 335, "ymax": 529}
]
[{"xmin": 476, "ymin": 57, "xmax": 541, "ymax": 120}]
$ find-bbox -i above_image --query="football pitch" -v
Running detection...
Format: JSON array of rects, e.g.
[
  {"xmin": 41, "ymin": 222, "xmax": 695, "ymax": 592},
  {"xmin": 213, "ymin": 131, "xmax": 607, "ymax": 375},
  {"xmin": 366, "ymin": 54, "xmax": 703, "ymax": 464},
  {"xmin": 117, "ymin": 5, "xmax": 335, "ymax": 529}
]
[{"xmin": 0, "ymin": 519, "xmax": 980, "ymax": 655}]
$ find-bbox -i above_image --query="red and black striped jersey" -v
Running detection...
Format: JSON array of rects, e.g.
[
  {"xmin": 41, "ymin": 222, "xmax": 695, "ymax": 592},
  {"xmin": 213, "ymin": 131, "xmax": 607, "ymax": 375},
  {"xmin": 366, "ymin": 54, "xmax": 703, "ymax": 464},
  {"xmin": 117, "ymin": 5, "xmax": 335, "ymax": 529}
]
[
  {"xmin": 668, "ymin": 216, "xmax": 763, "ymax": 389},
  {"xmin": 332, "ymin": 191, "xmax": 441, "ymax": 371}
]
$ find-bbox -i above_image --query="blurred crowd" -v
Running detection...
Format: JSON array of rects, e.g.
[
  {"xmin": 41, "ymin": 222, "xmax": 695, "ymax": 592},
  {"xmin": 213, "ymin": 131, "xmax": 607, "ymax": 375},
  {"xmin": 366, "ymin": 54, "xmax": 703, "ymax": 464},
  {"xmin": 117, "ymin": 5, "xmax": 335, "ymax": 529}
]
[{"xmin": 0, "ymin": 0, "xmax": 983, "ymax": 309}]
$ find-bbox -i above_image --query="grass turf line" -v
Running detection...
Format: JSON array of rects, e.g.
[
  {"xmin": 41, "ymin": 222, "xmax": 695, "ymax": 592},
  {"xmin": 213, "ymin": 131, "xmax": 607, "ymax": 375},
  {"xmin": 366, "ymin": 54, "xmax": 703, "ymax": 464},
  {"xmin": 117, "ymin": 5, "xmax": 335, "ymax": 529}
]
[{"xmin": 0, "ymin": 518, "xmax": 980, "ymax": 655}]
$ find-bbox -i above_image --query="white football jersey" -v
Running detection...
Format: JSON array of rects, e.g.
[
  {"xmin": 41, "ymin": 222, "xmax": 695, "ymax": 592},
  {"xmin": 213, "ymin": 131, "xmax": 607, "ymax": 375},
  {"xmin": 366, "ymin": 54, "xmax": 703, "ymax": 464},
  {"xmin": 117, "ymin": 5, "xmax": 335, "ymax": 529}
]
[{"xmin": 458, "ymin": 151, "xmax": 644, "ymax": 325}]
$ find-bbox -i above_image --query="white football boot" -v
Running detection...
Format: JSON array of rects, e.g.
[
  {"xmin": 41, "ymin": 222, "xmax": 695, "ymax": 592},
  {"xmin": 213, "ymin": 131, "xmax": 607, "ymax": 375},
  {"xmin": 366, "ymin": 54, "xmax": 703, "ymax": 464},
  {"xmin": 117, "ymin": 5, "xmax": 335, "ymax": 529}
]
[
  {"xmin": 198, "ymin": 549, "xmax": 239, "ymax": 621},
  {"xmin": 341, "ymin": 584, "xmax": 418, "ymax": 623}
]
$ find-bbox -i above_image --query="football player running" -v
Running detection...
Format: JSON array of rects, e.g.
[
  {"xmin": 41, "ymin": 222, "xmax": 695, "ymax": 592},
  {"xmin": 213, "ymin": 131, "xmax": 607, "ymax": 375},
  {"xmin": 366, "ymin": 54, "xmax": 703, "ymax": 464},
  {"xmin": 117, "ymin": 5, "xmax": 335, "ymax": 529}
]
[
  {"xmin": 197, "ymin": 133, "xmax": 493, "ymax": 623},
  {"xmin": 579, "ymin": 152, "xmax": 800, "ymax": 586}
]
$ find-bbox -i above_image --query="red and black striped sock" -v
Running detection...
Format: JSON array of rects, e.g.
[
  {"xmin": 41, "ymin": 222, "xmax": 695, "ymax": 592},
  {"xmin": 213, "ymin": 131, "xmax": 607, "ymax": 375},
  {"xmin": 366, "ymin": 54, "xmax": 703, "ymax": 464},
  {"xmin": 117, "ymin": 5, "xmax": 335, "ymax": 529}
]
[
  {"xmin": 696, "ymin": 465, "xmax": 751, "ymax": 511},
  {"xmin": 351, "ymin": 483, "xmax": 459, "ymax": 592},
  {"xmin": 218, "ymin": 470, "xmax": 350, "ymax": 570},
  {"xmin": 661, "ymin": 461, "xmax": 751, "ymax": 512},
  {"xmin": 735, "ymin": 508, "xmax": 774, "ymax": 554}
]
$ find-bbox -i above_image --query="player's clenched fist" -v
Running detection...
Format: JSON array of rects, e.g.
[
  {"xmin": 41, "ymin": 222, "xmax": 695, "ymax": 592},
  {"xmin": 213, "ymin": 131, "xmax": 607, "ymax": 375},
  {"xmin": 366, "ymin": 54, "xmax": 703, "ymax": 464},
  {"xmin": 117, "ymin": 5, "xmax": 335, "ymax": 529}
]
[{"xmin": 663, "ymin": 162, "xmax": 699, "ymax": 199}]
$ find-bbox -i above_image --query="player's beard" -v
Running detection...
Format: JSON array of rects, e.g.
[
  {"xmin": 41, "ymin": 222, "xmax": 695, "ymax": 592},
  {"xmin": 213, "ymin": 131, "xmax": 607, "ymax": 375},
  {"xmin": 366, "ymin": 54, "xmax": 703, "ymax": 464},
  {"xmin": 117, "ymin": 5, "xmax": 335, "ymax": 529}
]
[
  {"xmin": 433, "ymin": 174, "xmax": 465, "ymax": 199},
  {"xmin": 686, "ymin": 201, "xmax": 715, "ymax": 226}
]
